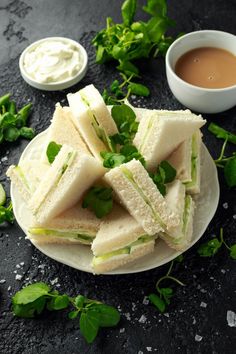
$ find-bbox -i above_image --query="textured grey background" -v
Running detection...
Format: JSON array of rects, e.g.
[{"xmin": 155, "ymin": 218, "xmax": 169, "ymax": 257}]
[{"xmin": 0, "ymin": 1, "xmax": 236, "ymax": 353}]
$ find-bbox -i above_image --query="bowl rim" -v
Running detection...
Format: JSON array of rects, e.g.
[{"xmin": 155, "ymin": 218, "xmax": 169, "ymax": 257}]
[
  {"xmin": 19, "ymin": 36, "xmax": 88, "ymax": 90},
  {"xmin": 166, "ymin": 30, "xmax": 236, "ymax": 93}
]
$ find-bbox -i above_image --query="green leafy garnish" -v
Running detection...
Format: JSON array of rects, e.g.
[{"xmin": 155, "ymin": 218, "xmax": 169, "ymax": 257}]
[
  {"xmin": 0, "ymin": 93, "xmax": 34, "ymax": 144},
  {"xmin": 12, "ymin": 282, "xmax": 120, "ymax": 344},
  {"xmin": 198, "ymin": 228, "xmax": 236, "ymax": 260},
  {"xmin": 46, "ymin": 141, "xmax": 62, "ymax": 164},
  {"xmin": 0, "ymin": 183, "xmax": 14, "ymax": 224},
  {"xmin": 111, "ymin": 104, "xmax": 138, "ymax": 142},
  {"xmin": 149, "ymin": 160, "xmax": 176, "ymax": 195},
  {"xmin": 208, "ymin": 123, "xmax": 236, "ymax": 188},
  {"xmin": 101, "ymin": 145, "xmax": 145, "ymax": 168},
  {"xmin": 93, "ymin": 0, "xmax": 176, "ymax": 102},
  {"xmin": 148, "ymin": 256, "xmax": 185, "ymax": 313},
  {"xmin": 82, "ymin": 186, "xmax": 113, "ymax": 218},
  {"xmin": 208, "ymin": 123, "xmax": 236, "ymax": 145}
]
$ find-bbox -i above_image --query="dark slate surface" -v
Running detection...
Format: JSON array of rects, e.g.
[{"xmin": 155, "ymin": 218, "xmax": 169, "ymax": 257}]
[{"xmin": 0, "ymin": 1, "xmax": 236, "ymax": 353}]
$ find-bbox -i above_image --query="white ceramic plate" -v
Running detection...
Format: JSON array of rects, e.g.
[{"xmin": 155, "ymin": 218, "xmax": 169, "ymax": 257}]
[{"xmin": 11, "ymin": 130, "xmax": 219, "ymax": 274}]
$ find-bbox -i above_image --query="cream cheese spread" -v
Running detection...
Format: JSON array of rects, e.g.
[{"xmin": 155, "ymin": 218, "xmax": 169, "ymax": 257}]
[{"xmin": 23, "ymin": 39, "xmax": 83, "ymax": 84}]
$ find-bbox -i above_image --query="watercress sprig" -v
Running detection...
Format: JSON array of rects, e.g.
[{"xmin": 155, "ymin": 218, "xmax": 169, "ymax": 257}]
[
  {"xmin": 208, "ymin": 123, "xmax": 236, "ymax": 188},
  {"xmin": 0, "ymin": 93, "xmax": 35, "ymax": 144},
  {"xmin": 0, "ymin": 183, "xmax": 14, "ymax": 224},
  {"xmin": 148, "ymin": 255, "xmax": 185, "ymax": 313},
  {"xmin": 198, "ymin": 228, "xmax": 236, "ymax": 259},
  {"xmin": 12, "ymin": 282, "xmax": 120, "ymax": 344},
  {"xmin": 93, "ymin": 0, "xmax": 176, "ymax": 103},
  {"xmin": 149, "ymin": 160, "xmax": 176, "ymax": 196},
  {"xmin": 82, "ymin": 186, "xmax": 113, "ymax": 218}
]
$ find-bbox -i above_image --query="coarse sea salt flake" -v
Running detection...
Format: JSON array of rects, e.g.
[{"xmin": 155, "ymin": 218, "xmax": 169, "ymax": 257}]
[
  {"xmin": 0, "ymin": 279, "xmax": 6, "ymax": 284},
  {"xmin": 146, "ymin": 347, "xmax": 152, "ymax": 352},
  {"xmin": 200, "ymin": 302, "xmax": 207, "ymax": 308},
  {"xmin": 139, "ymin": 315, "xmax": 147, "ymax": 323},
  {"xmin": 222, "ymin": 202, "xmax": 228, "ymax": 209},
  {"xmin": 15, "ymin": 274, "xmax": 22, "ymax": 280},
  {"xmin": 195, "ymin": 334, "xmax": 202, "ymax": 342},
  {"xmin": 227, "ymin": 310, "xmax": 236, "ymax": 327}
]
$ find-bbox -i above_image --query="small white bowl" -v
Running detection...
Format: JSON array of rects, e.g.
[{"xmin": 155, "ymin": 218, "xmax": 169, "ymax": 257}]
[
  {"xmin": 19, "ymin": 37, "xmax": 88, "ymax": 91},
  {"xmin": 166, "ymin": 30, "xmax": 236, "ymax": 113}
]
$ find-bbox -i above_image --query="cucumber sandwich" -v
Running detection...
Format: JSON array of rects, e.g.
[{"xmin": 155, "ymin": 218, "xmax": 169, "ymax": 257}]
[
  {"xmin": 67, "ymin": 84, "xmax": 118, "ymax": 160},
  {"xmin": 160, "ymin": 180, "xmax": 195, "ymax": 251},
  {"xmin": 28, "ymin": 144, "xmax": 105, "ymax": 224},
  {"xmin": 44, "ymin": 103, "xmax": 90, "ymax": 159},
  {"xmin": 105, "ymin": 159, "xmax": 180, "ymax": 236},
  {"xmin": 133, "ymin": 110, "xmax": 205, "ymax": 170},
  {"xmin": 91, "ymin": 204, "xmax": 156, "ymax": 273},
  {"xmin": 167, "ymin": 130, "xmax": 202, "ymax": 194}
]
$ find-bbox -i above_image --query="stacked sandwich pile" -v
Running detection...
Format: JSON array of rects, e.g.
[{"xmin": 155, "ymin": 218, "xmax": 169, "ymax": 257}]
[{"xmin": 7, "ymin": 84, "xmax": 206, "ymax": 274}]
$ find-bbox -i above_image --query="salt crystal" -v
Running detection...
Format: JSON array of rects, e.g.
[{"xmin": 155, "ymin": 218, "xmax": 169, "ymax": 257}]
[
  {"xmin": 119, "ymin": 328, "xmax": 125, "ymax": 333},
  {"xmin": 16, "ymin": 264, "xmax": 20, "ymax": 269},
  {"xmin": 222, "ymin": 202, "xmax": 228, "ymax": 209},
  {"xmin": 200, "ymin": 302, "xmax": 207, "ymax": 308},
  {"xmin": 50, "ymin": 277, "xmax": 58, "ymax": 285},
  {"xmin": 192, "ymin": 317, "xmax": 196, "ymax": 324},
  {"xmin": 15, "ymin": 274, "xmax": 22, "ymax": 280},
  {"xmin": 227, "ymin": 311, "xmax": 236, "ymax": 327},
  {"xmin": 146, "ymin": 347, "xmax": 152, "ymax": 352},
  {"xmin": 164, "ymin": 313, "xmax": 169, "ymax": 317},
  {"xmin": 233, "ymin": 215, "xmax": 236, "ymax": 220},
  {"xmin": 124, "ymin": 312, "xmax": 131, "ymax": 321},
  {"xmin": 20, "ymin": 262, "xmax": 24, "ymax": 266},
  {"xmin": 7, "ymin": 286, "xmax": 11, "ymax": 291},
  {"xmin": 1, "ymin": 156, "xmax": 8, "ymax": 162},
  {"xmin": 139, "ymin": 315, "xmax": 147, "ymax": 323},
  {"xmin": 142, "ymin": 296, "xmax": 149, "ymax": 305},
  {"xmin": 0, "ymin": 279, "xmax": 6, "ymax": 284},
  {"xmin": 138, "ymin": 351, "xmax": 143, "ymax": 354},
  {"xmin": 195, "ymin": 334, "xmax": 202, "ymax": 342}
]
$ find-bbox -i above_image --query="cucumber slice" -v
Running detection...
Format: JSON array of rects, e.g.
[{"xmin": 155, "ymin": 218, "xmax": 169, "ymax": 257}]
[{"xmin": 0, "ymin": 183, "xmax": 6, "ymax": 206}]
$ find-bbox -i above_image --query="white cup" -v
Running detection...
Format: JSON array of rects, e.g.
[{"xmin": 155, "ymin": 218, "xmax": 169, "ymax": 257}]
[{"xmin": 165, "ymin": 30, "xmax": 236, "ymax": 113}]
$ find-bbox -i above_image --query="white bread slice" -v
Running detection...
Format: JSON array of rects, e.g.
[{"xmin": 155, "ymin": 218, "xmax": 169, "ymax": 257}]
[
  {"xmin": 45, "ymin": 103, "xmax": 91, "ymax": 156},
  {"xmin": 133, "ymin": 108, "xmax": 194, "ymax": 122},
  {"xmin": 167, "ymin": 138, "xmax": 192, "ymax": 183},
  {"xmin": 92, "ymin": 204, "xmax": 148, "ymax": 255},
  {"xmin": 133, "ymin": 110, "xmax": 206, "ymax": 170},
  {"xmin": 29, "ymin": 144, "xmax": 106, "ymax": 224},
  {"xmin": 105, "ymin": 159, "xmax": 179, "ymax": 235},
  {"xmin": 92, "ymin": 240, "xmax": 155, "ymax": 274},
  {"xmin": 28, "ymin": 202, "xmax": 101, "ymax": 244},
  {"xmin": 160, "ymin": 180, "xmax": 195, "ymax": 251},
  {"xmin": 6, "ymin": 160, "xmax": 50, "ymax": 203},
  {"xmin": 67, "ymin": 84, "xmax": 118, "ymax": 160}
]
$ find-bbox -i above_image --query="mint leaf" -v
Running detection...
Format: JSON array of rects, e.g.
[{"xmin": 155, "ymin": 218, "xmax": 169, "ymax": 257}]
[
  {"xmin": 79, "ymin": 310, "xmax": 100, "ymax": 344},
  {"xmin": 197, "ymin": 238, "xmax": 221, "ymax": 257},
  {"xmin": 148, "ymin": 293, "xmax": 166, "ymax": 313},
  {"xmin": 230, "ymin": 244, "xmax": 236, "ymax": 260},
  {"xmin": 46, "ymin": 141, "xmax": 62, "ymax": 164},
  {"xmin": 82, "ymin": 186, "xmax": 113, "ymax": 218},
  {"xmin": 224, "ymin": 157, "xmax": 236, "ymax": 188}
]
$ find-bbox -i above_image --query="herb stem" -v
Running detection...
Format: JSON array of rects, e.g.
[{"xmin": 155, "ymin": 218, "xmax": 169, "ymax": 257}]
[{"xmin": 214, "ymin": 137, "xmax": 228, "ymax": 164}]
